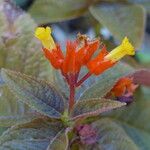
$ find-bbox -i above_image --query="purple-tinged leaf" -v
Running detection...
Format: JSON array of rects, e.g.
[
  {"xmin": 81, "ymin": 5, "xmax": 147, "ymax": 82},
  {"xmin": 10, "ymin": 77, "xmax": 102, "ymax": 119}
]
[
  {"xmin": 0, "ymin": 113, "xmax": 41, "ymax": 127},
  {"xmin": 83, "ymin": 118, "xmax": 138, "ymax": 150},
  {"xmin": 0, "ymin": 139, "xmax": 50, "ymax": 150},
  {"xmin": 0, "ymin": 0, "xmax": 55, "ymax": 135},
  {"xmin": 72, "ymin": 118, "xmax": 138, "ymax": 150},
  {"xmin": 131, "ymin": 69, "xmax": 150, "ymax": 86},
  {"xmin": 107, "ymin": 87, "xmax": 150, "ymax": 149},
  {"xmin": 71, "ymin": 98, "xmax": 126, "ymax": 120},
  {"xmin": 0, "ymin": 118, "xmax": 63, "ymax": 150},
  {"xmin": 1, "ymin": 69, "xmax": 65, "ymax": 119}
]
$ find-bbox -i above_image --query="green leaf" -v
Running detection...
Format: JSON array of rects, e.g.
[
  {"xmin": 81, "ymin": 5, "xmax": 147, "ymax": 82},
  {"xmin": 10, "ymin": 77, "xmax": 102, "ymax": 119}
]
[
  {"xmin": 128, "ymin": 0, "xmax": 150, "ymax": 13},
  {"xmin": 0, "ymin": 0, "xmax": 51, "ymax": 78},
  {"xmin": 28, "ymin": 0, "xmax": 90, "ymax": 24},
  {"xmin": 0, "ymin": 118, "xmax": 63, "ymax": 150},
  {"xmin": 0, "ymin": 113, "xmax": 40, "ymax": 127},
  {"xmin": 0, "ymin": 140, "xmax": 50, "ymax": 150},
  {"xmin": 0, "ymin": 85, "xmax": 23, "ymax": 116},
  {"xmin": 89, "ymin": 4, "xmax": 146, "ymax": 48},
  {"xmin": 79, "ymin": 63, "xmax": 134, "ymax": 100},
  {"xmin": 54, "ymin": 71, "xmax": 69, "ymax": 101},
  {"xmin": 1, "ymin": 69, "xmax": 65, "ymax": 118},
  {"xmin": 71, "ymin": 98, "xmax": 126, "ymax": 120},
  {"xmin": 84, "ymin": 118, "xmax": 138, "ymax": 150},
  {"xmin": 0, "ymin": 0, "xmax": 54, "ymax": 120},
  {"xmin": 47, "ymin": 128, "xmax": 71, "ymax": 150},
  {"xmin": 107, "ymin": 86, "xmax": 150, "ymax": 149}
]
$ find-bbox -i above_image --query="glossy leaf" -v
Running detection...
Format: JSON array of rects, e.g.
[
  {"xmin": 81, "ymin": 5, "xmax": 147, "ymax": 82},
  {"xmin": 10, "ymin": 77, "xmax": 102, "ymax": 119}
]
[
  {"xmin": 28, "ymin": 0, "xmax": 90, "ymax": 24},
  {"xmin": 71, "ymin": 98, "xmax": 126, "ymax": 120},
  {"xmin": 0, "ymin": 118, "xmax": 63, "ymax": 150},
  {"xmin": 1, "ymin": 69, "xmax": 65, "ymax": 118},
  {"xmin": 90, "ymin": 4, "xmax": 146, "ymax": 48},
  {"xmin": 79, "ymin": 63, "xmax": 134, "ymax": 101}
]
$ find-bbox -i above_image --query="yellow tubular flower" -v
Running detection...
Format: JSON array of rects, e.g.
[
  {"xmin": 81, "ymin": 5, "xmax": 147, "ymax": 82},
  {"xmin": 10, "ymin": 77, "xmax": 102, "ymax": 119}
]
[
  {"xmin": 105, "ymin": 37, "xmax": 135, "ymax": 62},
  {"xmin": 35, "ymin": 26, "xmax": 56, "ymax": 50}
]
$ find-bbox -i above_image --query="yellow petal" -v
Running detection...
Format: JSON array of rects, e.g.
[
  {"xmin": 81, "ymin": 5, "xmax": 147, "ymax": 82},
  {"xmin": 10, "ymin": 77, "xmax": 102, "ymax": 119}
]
[
  {"xmin": 34, "ymin": 26, "xmax": 55, "ymax": 50},
  {"xmin": 105, "ymin": 37, "xmax": 135, "ymax": 62}
]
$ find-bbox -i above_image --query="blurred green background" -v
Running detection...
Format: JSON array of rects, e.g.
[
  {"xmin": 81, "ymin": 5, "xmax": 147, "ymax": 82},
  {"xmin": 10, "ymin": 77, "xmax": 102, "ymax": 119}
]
[{"xmin": 14, "ymin": 0, "xmax": 150, "ymax": 65}]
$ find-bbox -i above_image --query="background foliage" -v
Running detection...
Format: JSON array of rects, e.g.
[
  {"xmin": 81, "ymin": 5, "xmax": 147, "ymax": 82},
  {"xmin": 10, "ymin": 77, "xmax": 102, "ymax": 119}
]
[{"xmin": 0, "ymin": 0, "xmax": 150, "ymax": 149}]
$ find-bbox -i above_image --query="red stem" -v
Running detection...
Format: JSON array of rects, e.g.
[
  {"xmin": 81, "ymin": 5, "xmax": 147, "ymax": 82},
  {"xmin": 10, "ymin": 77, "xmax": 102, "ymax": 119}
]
[
  {"xmin": 68, "ymin": 74, "xmax": 77, "ymax": 111},
  {"xmin": 68, "ymin": 71, "xmax": 91, "ymax": 111},
  {"xmin": 69, "ymin": 83, "xmax": 75, "ymax": 111},
  {"xmin": 76, "ymin": 72, "xmax": 92, "ymax": 87}
]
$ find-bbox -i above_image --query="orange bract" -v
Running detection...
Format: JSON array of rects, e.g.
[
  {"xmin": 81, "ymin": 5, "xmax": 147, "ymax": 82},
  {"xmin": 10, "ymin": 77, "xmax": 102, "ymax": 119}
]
[
  {"xmin": 87, "ymin": 46, "xmax": 115, "ymax": 75},
  {"xmin": 110, "ymin": 77, "xmax": 138, "ymax": 97},
  {"xmin": 43, "ymin": 45, "xmax": 64, "ymax": 69},
  {"xmin": 62, "ymin": 41, "xmax": 77, "ymax": 74},
  {"xmin": 43, "ymin": 38, "xmax": 101, "ymax": 75},
  {"xmin": 76, "ymin": 39, "xmax": 100, "ymax": 65},
  {"xmin": 35, "ymin": 26, "xmax": 135, "ymax": 78}
]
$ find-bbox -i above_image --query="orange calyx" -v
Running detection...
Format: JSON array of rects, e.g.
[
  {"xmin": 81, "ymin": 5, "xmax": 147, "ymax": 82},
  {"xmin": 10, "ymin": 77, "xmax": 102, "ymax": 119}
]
[{"xmin": 110, "ymin": 77, "xmax": 138, "ymax": 97}]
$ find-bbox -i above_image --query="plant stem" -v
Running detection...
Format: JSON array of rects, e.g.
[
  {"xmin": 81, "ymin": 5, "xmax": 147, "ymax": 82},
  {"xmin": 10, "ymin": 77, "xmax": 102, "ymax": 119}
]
[
  {"xmin": 76, "ymin": 72, "xmax": 92, "ymax": 87},
  {"xmin": 68, "ymin": 74, "xmax": 76, "ymax": 111},
  {"xmin": 69, "ymin": 83, "xmax": 75, "ymax": 111}
]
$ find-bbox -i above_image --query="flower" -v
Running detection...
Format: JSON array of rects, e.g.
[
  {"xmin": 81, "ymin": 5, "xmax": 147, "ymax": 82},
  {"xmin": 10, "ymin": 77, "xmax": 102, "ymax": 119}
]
[
  {"xmin": 35, "ymin": 27, "xmax": 55, "ymax": 50},
  {"xmin": 35, "ymin": 26, "xmax": 100, "ymax": 75},
  {"xmin": 87, "ymin": 37, "xmax": 135, "ymax": 75},
  {"xmin": 62, "ymin": 39, "xmax": 100, "ymax": 74},
  {"xmin": 35, "ymin": 26, "xmax": 135, "ymax": 78},
  {"xmin": 35, "ymin": 26, "xmax": 136, "ymax": 110},
  {"xmin": 105, "ymin": 37, "xmax": 135, "ymax": 62},
  {"xmin": 110, "ymin": 77, "xmax": 138, "ymax": 97}
]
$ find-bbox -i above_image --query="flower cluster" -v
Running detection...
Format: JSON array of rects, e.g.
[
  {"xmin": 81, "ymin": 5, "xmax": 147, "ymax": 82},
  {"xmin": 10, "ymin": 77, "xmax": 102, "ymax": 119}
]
[
  {"xmin": 35, "ymin": 27, "xmax": 135, "ymax": 77},
  {"xmin": 35, "ymin": 26, "xmax": 136, "ymax": 109}
]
